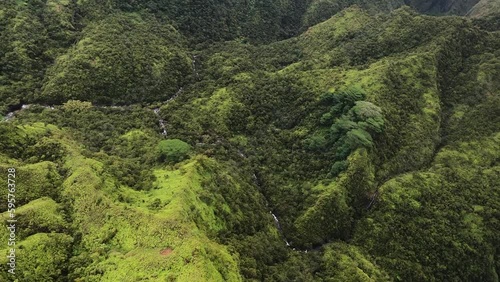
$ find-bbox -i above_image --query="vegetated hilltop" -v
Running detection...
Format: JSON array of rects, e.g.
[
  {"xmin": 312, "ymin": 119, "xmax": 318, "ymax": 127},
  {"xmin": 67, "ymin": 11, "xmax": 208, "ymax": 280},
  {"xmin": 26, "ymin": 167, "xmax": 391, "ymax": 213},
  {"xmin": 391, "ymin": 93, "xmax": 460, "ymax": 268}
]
[
  {"xmin": 405, "ymin": 0, "xmax": 480, "ymax": 14},
  {"xmin": 0, "ymin": 0, "xmax": 499, "ymax": 281},
  {"xmin": 468, "ymin": 0, "xmax": 500, "ymax": 17}
]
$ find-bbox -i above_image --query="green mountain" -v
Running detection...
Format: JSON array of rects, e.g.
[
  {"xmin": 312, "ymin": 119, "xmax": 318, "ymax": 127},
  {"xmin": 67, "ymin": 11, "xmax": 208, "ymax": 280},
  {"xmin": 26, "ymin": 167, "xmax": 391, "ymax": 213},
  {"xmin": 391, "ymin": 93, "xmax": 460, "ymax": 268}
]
[
  {"xmin": 469, "ymin": 0, "xmax": 500, "ymax": 17},
  {"xmin": 405, "ymin": 0, "xmax": 480, "ymax": 14},
  {"xmin": 0, "ymin": 0, "xmax": 499, "ymax": 281}
]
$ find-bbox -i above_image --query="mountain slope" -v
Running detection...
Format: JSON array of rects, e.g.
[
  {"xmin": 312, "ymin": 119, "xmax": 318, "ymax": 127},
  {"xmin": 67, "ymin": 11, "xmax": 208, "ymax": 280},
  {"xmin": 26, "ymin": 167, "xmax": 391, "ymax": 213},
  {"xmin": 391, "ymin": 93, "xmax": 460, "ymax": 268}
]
[
  {"xmin": 0, "ymin": 2, "xmax": 499, "ymax": 282},
  {"xmin": 468, "ymin": 0, "xmax": 500, "ymax": 17}
]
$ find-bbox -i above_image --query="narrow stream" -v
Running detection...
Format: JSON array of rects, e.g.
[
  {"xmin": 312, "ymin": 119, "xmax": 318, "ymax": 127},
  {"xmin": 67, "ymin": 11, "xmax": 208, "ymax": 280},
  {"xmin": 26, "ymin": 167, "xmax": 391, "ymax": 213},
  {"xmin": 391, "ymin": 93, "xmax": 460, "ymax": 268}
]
[
  {"xmin": 5, "ymin": 52, "xmax": 196, "ymax": 131},
  {"xmin": 2, "ymin": 104, "xmax": 54, "ymax": 121},
  {"xmin": 4, "ymin": 103, "xmax": 307, "ymax": 251},
  {"xmin": 3, "ymin": 112, "xmax": 15, "ymax": 121},
  {"xmin": 192, "ymin": 55, "xmax": 200, "ymax": 80},
  {"xmin": 1, "ymin": 57, "xmax": 314, "ymax": 252},
  {"xmin": 3, "ymin": 100, "xmax": 177, "ymax": 139},
  {"xmin": 153, "ymin": 87, "xmax": 184, "ymax": 137}
]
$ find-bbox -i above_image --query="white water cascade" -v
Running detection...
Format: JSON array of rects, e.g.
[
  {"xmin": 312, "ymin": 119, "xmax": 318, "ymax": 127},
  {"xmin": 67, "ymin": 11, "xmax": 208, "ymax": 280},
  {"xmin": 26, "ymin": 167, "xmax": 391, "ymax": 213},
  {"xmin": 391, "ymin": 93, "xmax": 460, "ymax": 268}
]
[
  {"xmin": 2, "ymin": 104, "xmax": 54, "ymax": 121},
  {"xmin": 192, "ymin": 55, "xmax": 199, "ymax": 79},
  {"xmin": 271, "ymin": 211, "xmax": 291, "ymax": 246},
  {"xmin": 153, "ymin": 108, "xmax": 168, "ymax": 136},
  {"xmin": 153, "ymin": 87, "xmax": 184, "ymax": 137}
]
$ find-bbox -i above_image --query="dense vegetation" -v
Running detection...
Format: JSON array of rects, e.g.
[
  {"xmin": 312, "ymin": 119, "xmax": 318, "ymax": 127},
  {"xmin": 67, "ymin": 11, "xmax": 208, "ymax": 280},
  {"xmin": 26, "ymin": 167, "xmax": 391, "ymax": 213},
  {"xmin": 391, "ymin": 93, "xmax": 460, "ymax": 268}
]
[{"xmin": 0, "ymin": 0, "xmax": 499, "ymax": 281}]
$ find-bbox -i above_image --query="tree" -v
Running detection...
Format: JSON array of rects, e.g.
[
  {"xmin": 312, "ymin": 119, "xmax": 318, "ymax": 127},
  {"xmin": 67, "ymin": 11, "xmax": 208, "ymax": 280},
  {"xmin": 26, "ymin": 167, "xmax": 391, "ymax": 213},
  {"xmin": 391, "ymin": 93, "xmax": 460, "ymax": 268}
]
[
  {"xmin": 62, "ymin": 100, "xmax": 92, "ymax": 112},
  {"xmin": 157, "ymin": 139, "xmax": 192, "ymax": 163}
]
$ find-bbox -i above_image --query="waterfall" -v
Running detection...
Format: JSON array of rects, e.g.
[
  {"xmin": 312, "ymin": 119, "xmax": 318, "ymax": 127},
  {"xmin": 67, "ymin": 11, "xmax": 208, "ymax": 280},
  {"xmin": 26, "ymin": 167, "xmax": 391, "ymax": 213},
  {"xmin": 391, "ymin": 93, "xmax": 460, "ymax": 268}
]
[
  {"xmin": 153, "ymin": 87, "xmax": 184, "ymax": 137},
  {"xmin": 271, "ymin": 211, "xmax": 291, "ymax": 246},
  {"xmin": 3, "ymin": 112, "xmax": 15, "ymax": 121},
  {"xmin": 153, "ymin": 108, "xmax": 168, "ymax": 136},
  {"xmin": 248, "ymin": 167, "xmax": 292, "ymax": 247},
  {"xmin": 192, "ymin": 55, "xmax": 199, "ymax": 79},
  {"xmin": 3, "ymin": 104, "xmax": 37, "ymax": 121},
  {"xmin": 237, "ymin": 149, "xmax": 246, "ymax": 158},
  {"xmin": 166, "ymin": 87, "xmax": 183, "ymax": 103}
]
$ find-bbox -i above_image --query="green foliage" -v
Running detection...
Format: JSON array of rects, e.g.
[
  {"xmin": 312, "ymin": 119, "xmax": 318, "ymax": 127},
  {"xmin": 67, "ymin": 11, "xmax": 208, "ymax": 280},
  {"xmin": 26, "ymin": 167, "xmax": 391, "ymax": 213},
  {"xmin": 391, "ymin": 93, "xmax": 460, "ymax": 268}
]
[
  {"xmin": 265, "ymin": 251, "xmax": 323, "ymax": 282},
  {"xmin": 293, "ymin": 149, "xmax": 375, "ymax": 247},
  {"xmin": 303, "ymin": 0, "xmax": 479, "ymax": 29},
  {"xmin": 25, "ymin": 136, "xmax": 67, "ymax": 163},
  {"xmin": 294, "ymin": 181, "xmax": 353, "ymax": 247},
  {"xmin": 0, "ymin": 233, "xmax": 73, "ymax": 282},
  {"xmin": 321, "ymin": 242, "xmax": 391, "ymax": 281},
  {"xmin": 305, "ymin": 87, "xmax": 384, "ymax": 175},
  {"xmin": 157, "ymin": 139, "xmax": 192, "ymax": 163},
  {"xmin": 76, "ymin": 0, "xmax": 310, "ymax": 44},
  {"xmin": 0, "ymin": 0, "xmax": 77, "ymax": 112},
  {"xmin": 0, "ymin": 197, "xmax": 68, "ymax": 240},
  {"xmin": 105, "ymin": 155, "xmax": 155, "ymax": 191},
  {"xmin": 0, "ymin": 161, "xmax": 63, "ymax": 212},
  {"xmin": 303, "ymin": 0, "xmax": 403, "ymax": 28},
  {"xmin": 355, "ymin": 135, "xmax": 500, "ymax": 281},
  {"xmin": 62, "ymin": 100, "xmax": 93, "ymax": 112},
  {"xmin": 303, "ymin": 134, "xmax": 328, "ymax": 151},
  {"xmin": 469, "ymin": 0, "xmax": 500, "ymax": 18},
  {"xmin": 61, "ymin": 151, "xmax": 244, "ymax": 281},
  {"xmin": 16, "ymin": 105, "xmax": 161, "ymax": 153},
  {"xmin": 0, "ymin": 123, "xmax": 28, "ymax": 157},
  {"xmin": 39, "ymin": 12, "xmax": 191, "ymax": 105},
  {"xmin": 103, "ymin": 129, "xmax": 159, "ymax": 190},
  {"xmin": 0, "ymin": 2, "xmax": 499, "ymax": 281}
]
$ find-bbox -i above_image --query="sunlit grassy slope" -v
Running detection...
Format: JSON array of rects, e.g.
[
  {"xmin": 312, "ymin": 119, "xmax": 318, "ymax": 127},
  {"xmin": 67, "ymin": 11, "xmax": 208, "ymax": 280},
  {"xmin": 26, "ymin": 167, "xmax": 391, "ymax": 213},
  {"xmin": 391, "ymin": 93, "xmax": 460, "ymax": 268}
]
[{"xmin": 0, "ymin": 123, "xmax": 247, "ymax": 281}]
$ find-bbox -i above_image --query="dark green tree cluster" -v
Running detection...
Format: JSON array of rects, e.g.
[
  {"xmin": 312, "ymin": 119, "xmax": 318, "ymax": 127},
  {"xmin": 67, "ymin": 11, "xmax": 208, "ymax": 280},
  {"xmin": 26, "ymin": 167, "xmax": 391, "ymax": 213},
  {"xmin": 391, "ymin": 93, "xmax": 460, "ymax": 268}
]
[
  {"xmin": 0, "ymin": 0, "xmax": 78, "ymax": 113},
  {"xmin": 38, "ymin": 13, "xmax": 191, "ymax": 105},
  {"xmin": 157, "ymin": 139, "xmax": 192, "ymax": 163},
  {"xmin": 305, "ymin": 87, "xmax": 384, "ymax": 175},
  {"xmin": 303, "ymin": 0, "xmax": 403, "ymax": 27},
  {"xmin": 79, "ymin": 0, "xmax": 315, "ymax": 44},
  {"xmin": 355, "ymin": 135, "xmax": 500, "ymax": 281}
]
